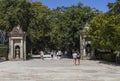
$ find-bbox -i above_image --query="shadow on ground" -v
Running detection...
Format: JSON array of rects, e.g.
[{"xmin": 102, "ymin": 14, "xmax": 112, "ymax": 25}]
[{"xmin": 92, "ymin": 59, "xmax": 120, "ymax": 66}]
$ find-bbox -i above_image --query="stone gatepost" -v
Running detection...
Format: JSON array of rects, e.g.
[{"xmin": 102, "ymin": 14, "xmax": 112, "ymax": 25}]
[
  {"xmin": 80, "ymin": 23, "xmax": 93, "ymax": 59},
  {"xmin": 8, "ymin": 25, "xmax": 26, "ymax": 60}
]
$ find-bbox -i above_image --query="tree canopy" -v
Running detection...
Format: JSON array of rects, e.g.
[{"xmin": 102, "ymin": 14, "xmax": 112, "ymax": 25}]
[
  {"xmin": 49, "ymin": 3, "xmax": 100, "ymax": 51},
  {"xmin": 88, "ymin": 0, "xmax": 120, "ymax": 51},
  {"xmin": 0, "ymin": 0, "xmax": 31, "ymax": 31},
  {"xmin": 0, "ymin": 0, "xmax": 101, "ymax": 52},
  {"xmin": 27, "ymin": 2, "xmax": 51, "ymax": 50}
]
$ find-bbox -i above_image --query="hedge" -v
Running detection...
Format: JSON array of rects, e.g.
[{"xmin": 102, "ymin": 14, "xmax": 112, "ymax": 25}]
[
  {"xmin": 0, "ymin": 45, "xmax": 8, "ymax": 60},
  {"xmin": 102, "ymin": 53, "xmax": 116, "ymax": 62}
]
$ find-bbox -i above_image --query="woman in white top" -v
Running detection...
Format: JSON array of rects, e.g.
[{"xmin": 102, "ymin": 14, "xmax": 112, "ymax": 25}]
[{"xmin": 72, "ymin": 52, "xmax": 77, "ymax": 65}]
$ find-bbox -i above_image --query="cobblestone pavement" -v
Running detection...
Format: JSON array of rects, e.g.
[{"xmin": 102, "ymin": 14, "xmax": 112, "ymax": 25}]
[{"xmin": 0, "ymin": 58, "xmax": 120, "ymax": 81}]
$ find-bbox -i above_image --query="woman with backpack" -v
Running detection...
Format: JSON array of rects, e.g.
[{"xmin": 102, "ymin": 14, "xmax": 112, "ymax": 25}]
[
  {"xmin": 72, "ymin": 51, "xmax": 77, "ymax": 65},
  {"xmin": 77, "ymin": 52, "xmax": 81, "ymax": 65}
]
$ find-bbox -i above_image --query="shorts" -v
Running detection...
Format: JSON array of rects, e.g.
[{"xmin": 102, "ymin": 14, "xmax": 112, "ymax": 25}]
[
  {"xmin": 73, "ymin": 56, "xmax": 77, "ymax": 59},
  {"xmin": 77, "ymin": 57, "xmax": 80, "ymax": 59}
]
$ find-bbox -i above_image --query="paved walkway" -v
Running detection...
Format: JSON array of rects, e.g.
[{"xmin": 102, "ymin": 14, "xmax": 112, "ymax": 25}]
[{"xmin": 0, "ymin": 58, "xmax": 120, "ymax": 81}]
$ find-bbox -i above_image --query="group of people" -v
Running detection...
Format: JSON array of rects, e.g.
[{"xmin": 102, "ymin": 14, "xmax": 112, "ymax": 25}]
[
  {"xmin": 39, "ymin": 50, "xmax": 63, "ymax": 60},
  {"xmin": 72, "ymin": 51, "xmax": 81, "ymax": 65},
  {"xmin": 39, "ymin": 49, "xmax": 81, "ymax": 65}
]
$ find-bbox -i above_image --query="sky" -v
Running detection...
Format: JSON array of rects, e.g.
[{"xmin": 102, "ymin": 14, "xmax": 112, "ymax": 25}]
[{"xmin": 32, "ymin": 0, "xmax": 116, "ymax": 12}]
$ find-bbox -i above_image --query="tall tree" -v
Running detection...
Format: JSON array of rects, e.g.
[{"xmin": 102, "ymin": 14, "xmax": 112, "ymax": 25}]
[
  {"xmin": 28, "ymin": 2, "xmax": 51, "ymax": 50},
  {"xmin": 0, "ymin": 0, "xmax": 31, "ymax": 31},
  {"xmin": 107, "ymin": 0, "xmax": 120, "ymax": 14},
  {"xmin": 88, "ymin": 0, "xmax": 120, "ymax": 51},
  {"xmin": 50, "ymin": 3, "xmax": 101, "ymax": 51}
]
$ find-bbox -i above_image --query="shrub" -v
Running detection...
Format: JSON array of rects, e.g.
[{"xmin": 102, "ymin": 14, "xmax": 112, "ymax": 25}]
[
  {"xmin": 0, "ymin": 45, "xmax": 8, "ymax": 60},
  {"xmin": 102, "ymin": 54, "xmax": 114, "ymax": 62}
]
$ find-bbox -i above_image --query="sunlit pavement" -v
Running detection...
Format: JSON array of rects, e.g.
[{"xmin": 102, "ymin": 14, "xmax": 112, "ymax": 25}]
[{"xmin": 0, "ymin": 58, "xmax": 120, "ymax": 81}]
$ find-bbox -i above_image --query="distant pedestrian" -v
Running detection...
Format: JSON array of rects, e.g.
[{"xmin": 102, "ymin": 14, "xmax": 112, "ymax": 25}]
[
  {"xmin": 40, "ymin": 51, "xmax": 44, "ymax": 60},
  {"xmin": 51, "ymin": 51, "xmax": 54, "ymax": 58},
  {"xmin": 64, "ymin": 50, "xmax": 68, "ymax": 58},
  {"xmin": 57, "ymin": 50, "xmax": 62, "ymax": 59},
  {"xmin": 72, "ymin": 51, "xmax": 77, "ymax": 65},
  {"xmin": 77, "ymin": 52, "xmax": 81, "ymax": 65}
]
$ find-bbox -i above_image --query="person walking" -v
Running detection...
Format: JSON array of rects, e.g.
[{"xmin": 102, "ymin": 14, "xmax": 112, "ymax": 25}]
[
  {"xmin": 57, "ymin": 50, "xmax": 62, "ymax": 59},
  {"xmin": 40, "ymin": 50, "xmax": 44, "ymax": 60},
  {"xmin": 77, "ymin": 52, "xmax": 81, "ymax": 65},
  {"xmin": 51, "ymin": 50, "xmax": 54, "ymax": 58},
  {"xmin": 72, "ymin": 51, "xmax": 77, "ymax": 65}
]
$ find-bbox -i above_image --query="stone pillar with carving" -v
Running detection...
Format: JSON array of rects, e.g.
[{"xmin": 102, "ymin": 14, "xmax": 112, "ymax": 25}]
[
  {"xmin": 8, "ymin": 37, "xmax": 11, "ymax": 60},
  {"xmin": 24, "ymin": 35, "xmax": 26, "ymax": 60},
  {"xmin": 20, "ymin": 39, "xmax": 23, "ymax": 59},
  {"xmin": 83, "ymin": 38, "xmax": 86, "ymax": 56},
  {"xmin": 11, "ymin": 39, "xmax": 14, "ymax": 60},
  {"xmin": 8, "ymin": 25, "xmax": 26, "ymax": 61}
]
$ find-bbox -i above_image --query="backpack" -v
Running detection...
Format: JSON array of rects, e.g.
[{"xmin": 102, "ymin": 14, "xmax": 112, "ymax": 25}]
[{"xmin": 77, "ymin": 54, "xmax": 81, "ymax": 59}]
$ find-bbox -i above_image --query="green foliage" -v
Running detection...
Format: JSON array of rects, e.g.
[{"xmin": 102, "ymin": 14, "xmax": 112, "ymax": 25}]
[
  {"xmin": 94, "ymin": 49, "xmax": 116, "ymax": 62},
  {"xmin": 0, "ymin": 0, "xmax": 31, "ymax": 31},
  {"xmin": 102, "ymin": 53, "xmax": 116, "ymax": 62},
  {"xmin": 88, "ymin": 14, "xmax": 116, "ymax": 49},
  {"xmin": 88, "ymin": 0, "xmax": 120, "ymax": 51},
  {"xmin": 28, "ymin": 2, "xmax": 51, "ymax": 50},
  {"xmin": 50, "ymin": 3, "xmax": 101, "ymax": 50},
  {"xmin": 0, "ymin": 45, "xmax": 8, "ymax": 60},
  {"xmin": 107, "ymin": 0, "xmax": 120, "ymax": 14},
  {"xmin": 87, "ymin": 0, "xmax": 120, "ymax": 62},
  {"xmin": 0, "ymin": 0, "xmax": 101, "ymax": 52}
]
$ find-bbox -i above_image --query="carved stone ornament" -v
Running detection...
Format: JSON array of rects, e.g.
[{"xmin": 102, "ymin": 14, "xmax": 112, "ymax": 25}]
[{"xmin": 8, "ymin": 25, "xmax": 25, "ymax": 37}]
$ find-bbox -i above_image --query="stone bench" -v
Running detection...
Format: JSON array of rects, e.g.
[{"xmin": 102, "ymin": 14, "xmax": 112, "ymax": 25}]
[{"xmin": 43, "ymin": 54, "xmax": 51, "ymax": 58}]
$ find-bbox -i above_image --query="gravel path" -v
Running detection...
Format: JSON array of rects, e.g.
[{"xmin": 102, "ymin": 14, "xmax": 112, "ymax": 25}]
[{"xmin": 0, "ymin": 58, "xmax": 120, "ymax": 81}]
